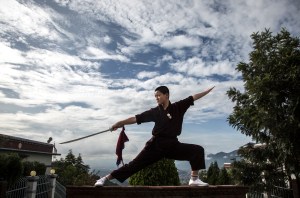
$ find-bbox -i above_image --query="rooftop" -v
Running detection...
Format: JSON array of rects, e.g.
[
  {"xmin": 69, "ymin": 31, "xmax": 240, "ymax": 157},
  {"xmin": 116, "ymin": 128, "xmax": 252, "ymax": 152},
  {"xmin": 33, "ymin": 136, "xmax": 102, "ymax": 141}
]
[{"xmin": 0, "ymin": 134, "xmax": 60, "ymax": 156}]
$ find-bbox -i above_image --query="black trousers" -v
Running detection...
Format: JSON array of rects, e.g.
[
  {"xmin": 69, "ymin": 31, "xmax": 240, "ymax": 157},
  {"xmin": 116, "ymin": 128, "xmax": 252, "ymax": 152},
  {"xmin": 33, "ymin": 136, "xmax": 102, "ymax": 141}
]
[{"xmin": 111, "ymin": 136, "xmax": 205, "ymax": 183}]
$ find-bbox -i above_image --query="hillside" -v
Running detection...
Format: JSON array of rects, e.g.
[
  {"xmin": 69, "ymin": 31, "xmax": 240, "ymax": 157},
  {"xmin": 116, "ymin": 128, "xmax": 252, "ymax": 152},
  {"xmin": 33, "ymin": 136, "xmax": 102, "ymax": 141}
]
[{"xmin": 206, "ymin": 149, "xmax": 240, "ymax": 167}]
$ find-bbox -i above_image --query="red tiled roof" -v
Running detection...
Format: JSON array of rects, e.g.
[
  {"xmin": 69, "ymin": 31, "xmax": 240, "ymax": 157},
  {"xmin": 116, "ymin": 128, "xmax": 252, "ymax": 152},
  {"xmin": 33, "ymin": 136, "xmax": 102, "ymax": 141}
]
[{"xmin": 0, "ymin": 134, "xmax": 60, "ymax": 155}]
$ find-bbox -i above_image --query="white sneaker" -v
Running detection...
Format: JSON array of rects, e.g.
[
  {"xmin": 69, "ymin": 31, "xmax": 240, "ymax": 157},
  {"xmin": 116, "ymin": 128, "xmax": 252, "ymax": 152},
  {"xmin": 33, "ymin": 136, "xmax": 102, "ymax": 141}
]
[
  {"xmin": 188, "ymin": 178, "xmax": 209, "ymax": 186},
  {"xmin": 94, "ymin": 177, "xmax": 107, "ymax": 187}
]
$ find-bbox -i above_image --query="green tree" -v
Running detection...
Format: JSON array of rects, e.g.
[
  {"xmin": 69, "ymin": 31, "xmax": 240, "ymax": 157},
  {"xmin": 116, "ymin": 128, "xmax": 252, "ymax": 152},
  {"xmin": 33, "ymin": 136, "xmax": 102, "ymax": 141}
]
[
  {"xmin": 129, "ymin": 158, "xmax": 180, "ymax": 186},
  {"xmin": 52, "ymin": 150, "xmax": 99, "ymax": 186},
  {"xmin": 75, "ymin": 154, "xmax": 89, "ymax": 175},
  {"xmin": 65, "ymin": 150, "xmax": 76, "ymax": 165},
  {"xmin": 231, "ymin": 143, "xmax": 288, "ymax": 192},
  {"xmin": 199, "ymin": 170, "xmax": 207, "ymax": 183},
  {"xmin": 206, "ymin": 161, "xmax": 220, "ymax": 185},
  {"xmin": 227, "ymin": 28, "xmax": 300, "ymax": 191},
  {"xmin": 218, "ymin": 167, "xmax": 231, "ymax": 185},
  {"xmin": 59, "ymin": 164, "xmax": 77, "ymax": 186}
]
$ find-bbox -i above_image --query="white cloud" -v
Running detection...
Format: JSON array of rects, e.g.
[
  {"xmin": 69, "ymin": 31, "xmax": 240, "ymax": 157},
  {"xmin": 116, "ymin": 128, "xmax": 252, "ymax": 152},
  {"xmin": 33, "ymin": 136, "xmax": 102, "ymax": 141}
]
[
  {"xmin": 0, "ymin": 42, "xmax": 26, "ymax": 64},
  {"xmin": 103, "ymin": 35, "xmax": 112, "ymax": 44},
  {"xmin": 80, "ymin": 46, "xmax": 129, "ymax": 62},
  {"xmin": 137, "ymin": 71, "xmax": 159, "ymax": 79},
  {"xmin": 54, "ymin": 0, "xmax": 71, "ymax": 7},
  {"xmin": 161, "ymin": 35, "xmax": 202, "ymax": 49},
  {"xmin": 170, "ymin": 57, "xmax": 237, "ymax": 77},
  {"xmin": 0, "ymin": 0, "xmax": 61, "ymax": 41},
  {"xmin": 49, "ymin": 0, "xmax": 299, "ymax": 75},
  {"xmin": 27, "ymin": 49, "xmax": 88, "ymax": 67}
]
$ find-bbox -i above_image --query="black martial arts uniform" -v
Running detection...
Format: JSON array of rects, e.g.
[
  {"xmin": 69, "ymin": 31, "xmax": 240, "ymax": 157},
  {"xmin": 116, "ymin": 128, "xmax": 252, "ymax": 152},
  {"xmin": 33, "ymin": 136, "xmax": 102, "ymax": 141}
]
[{"xmin": 111, "ymin": 96, "xmax": 206, "ymax": 182}]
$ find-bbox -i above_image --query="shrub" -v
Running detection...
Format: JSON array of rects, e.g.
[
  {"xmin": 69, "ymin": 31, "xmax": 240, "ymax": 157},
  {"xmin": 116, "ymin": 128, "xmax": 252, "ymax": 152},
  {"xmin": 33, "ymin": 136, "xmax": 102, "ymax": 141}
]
[
  {"xmin": 0, "ymin": 153, "xmax": 23, "ymax": 186},
  {"xmin": 129, "ymin": 158, "xmax": 180, "ymax": 186},
  {"xmin": 22, "ymin": 161, "xmax": 46, "ymax": 176}
]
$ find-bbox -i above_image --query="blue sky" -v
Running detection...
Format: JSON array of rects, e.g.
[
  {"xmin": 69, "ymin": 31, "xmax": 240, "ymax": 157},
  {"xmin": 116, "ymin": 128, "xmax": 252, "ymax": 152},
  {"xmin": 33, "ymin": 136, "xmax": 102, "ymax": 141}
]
[{"xmin": 0, "ymin": 0, "xmax": 299, "ymax": 171}]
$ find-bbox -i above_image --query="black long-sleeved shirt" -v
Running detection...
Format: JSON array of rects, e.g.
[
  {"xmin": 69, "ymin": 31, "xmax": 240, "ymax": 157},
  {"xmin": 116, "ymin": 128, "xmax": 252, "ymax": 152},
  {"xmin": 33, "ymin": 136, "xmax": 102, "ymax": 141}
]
[{"xmin": 135, "ymin": 96, "xmax": 194, "ymax": 137}]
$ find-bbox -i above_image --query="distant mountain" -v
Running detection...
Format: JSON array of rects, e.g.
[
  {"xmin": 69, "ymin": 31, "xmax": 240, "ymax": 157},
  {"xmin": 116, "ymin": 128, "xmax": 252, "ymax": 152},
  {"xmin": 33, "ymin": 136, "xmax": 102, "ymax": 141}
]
[
  {"xmin": 206, "ymin": 150, "xmax": 240, "ymax": 168},
  {"xmin": 176, "ymin": 149, "xmax": 241, "ymax": 171}
]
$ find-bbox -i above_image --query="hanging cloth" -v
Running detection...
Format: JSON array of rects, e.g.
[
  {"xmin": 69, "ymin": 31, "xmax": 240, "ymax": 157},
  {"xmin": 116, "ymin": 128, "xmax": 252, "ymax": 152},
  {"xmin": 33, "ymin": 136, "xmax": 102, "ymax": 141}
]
[{"xmin": 116, "ymin": 126, "xmax": 129, "ymax": 166}]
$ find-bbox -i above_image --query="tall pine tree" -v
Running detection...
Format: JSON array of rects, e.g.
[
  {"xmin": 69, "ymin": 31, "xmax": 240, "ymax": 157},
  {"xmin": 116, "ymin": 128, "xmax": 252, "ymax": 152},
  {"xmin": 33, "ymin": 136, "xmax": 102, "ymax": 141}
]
[
  {"xmin": 227, "ymin": 28, "xmax": 300, "ymax": 192},
  {"xmin": 207, "ymin": 161, "xmax": 220, "ymax": 185}
]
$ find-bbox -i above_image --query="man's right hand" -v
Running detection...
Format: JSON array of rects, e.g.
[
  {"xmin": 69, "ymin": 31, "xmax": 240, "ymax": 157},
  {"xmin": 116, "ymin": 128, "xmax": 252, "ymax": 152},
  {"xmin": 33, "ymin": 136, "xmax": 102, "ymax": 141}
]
[
  {"xmin": 111, "ymin": 123, "xmax": 122, "ymax": 131},
  {"xmin": 110, "ymin": 117, "xmax": 137, "ymax": 132}
]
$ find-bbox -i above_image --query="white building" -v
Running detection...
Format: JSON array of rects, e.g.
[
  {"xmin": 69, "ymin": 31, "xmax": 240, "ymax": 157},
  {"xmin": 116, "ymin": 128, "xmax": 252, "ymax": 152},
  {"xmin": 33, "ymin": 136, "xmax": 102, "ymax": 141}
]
[{"xmin": 0, "ymin": 134, "xmax": 60, "ymax": 172}]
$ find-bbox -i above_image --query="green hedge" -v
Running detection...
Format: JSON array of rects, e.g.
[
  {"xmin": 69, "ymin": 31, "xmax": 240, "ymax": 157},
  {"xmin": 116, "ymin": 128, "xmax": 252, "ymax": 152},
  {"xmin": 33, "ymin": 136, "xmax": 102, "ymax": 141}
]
[
  {"xmin": 0, "ymin": 153, "xmax": 47, "ymax": 186},
  {"xmin": 0, "ymin": 153, "xmax": 23, "ymax": 186},
  {"xmin": 129, "ymin": 158, "xmax": 180, "ymax": 186},
  {"xmin": 22, "ymin": 161, "xmax": 46, "ymax": 176}
]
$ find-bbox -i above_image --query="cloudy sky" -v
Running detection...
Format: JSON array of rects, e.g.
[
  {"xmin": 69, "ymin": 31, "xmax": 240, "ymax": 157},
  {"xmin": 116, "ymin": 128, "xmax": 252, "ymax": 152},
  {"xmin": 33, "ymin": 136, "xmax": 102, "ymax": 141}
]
[{"xmin": 0, "ymin": 0, "xmax": 299, "ymax": 171}]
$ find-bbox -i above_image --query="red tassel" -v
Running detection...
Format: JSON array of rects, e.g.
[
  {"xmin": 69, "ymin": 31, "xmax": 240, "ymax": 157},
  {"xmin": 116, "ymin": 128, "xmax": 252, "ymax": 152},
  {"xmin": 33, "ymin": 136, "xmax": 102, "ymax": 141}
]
[{"xmin": 116, "ymin": 126, "xmax": 129, "ymax": 166}]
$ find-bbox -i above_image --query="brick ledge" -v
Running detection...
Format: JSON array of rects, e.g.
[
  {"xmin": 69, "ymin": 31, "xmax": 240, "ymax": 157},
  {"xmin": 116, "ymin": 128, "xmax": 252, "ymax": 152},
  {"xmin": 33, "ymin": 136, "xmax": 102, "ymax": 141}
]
[{"xmin": 67, "ymin": 185, "xmax": 249, "ymax": 198}]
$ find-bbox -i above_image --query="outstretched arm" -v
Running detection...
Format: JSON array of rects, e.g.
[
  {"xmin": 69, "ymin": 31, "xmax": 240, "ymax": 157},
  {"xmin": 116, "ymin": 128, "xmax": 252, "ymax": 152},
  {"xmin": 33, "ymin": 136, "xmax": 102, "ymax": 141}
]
[
  {"xmin": 111, "ymin": 116, "xmax": 137, "ymax": 131},
  {"xmin": 192, "ymin": 86, "xmax": 215, "ymax": 101}
]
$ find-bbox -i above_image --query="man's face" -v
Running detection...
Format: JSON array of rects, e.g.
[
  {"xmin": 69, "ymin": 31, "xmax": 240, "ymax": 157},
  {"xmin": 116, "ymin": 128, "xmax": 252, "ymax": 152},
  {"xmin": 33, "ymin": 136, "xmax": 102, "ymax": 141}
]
[{"xmin": 155, "ymin": 91, "xmax": 169, "ymax": 105}]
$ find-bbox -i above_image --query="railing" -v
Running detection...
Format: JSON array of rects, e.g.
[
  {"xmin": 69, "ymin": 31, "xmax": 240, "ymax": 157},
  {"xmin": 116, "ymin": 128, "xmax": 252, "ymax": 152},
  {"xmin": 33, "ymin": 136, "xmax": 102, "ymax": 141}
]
[
  {"xmin": 247, "ymin": 191, "xmax": 264, "ymax": 198},
  {"xmin": 54, "ymin": 181, "xmax": 66, "ymax": 198},
  {"xmin": 36, "ymin": 175, "xmax": 51, "ymax": 198},
  {"xmin": 270, "ymin": 185, "xmax": 293, "ymax": 198},
  {"xmin": 247, "ymin": 185, "xmax": 294, "ymax": 198},
  {"xmin": 5, "ymin": 175, "xmax": 65, "ymax": 198},
  {"xmin": 6, "ymin": 177, "xmax": 27, "ymax": 198}
]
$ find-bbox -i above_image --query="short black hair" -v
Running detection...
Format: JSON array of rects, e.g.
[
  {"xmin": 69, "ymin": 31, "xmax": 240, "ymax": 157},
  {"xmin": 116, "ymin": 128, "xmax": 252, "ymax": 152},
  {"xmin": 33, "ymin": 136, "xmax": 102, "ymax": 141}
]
[{"xmin": 155, "ymin": 86, "xmax": 169, "ymax": 95}]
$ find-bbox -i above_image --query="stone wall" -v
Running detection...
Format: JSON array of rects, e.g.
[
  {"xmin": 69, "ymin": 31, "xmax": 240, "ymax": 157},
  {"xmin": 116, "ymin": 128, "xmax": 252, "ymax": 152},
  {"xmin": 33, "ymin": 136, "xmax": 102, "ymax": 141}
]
[{"xmin": 67, "ymin": 185, "xmax": 249, "ymax": 198}]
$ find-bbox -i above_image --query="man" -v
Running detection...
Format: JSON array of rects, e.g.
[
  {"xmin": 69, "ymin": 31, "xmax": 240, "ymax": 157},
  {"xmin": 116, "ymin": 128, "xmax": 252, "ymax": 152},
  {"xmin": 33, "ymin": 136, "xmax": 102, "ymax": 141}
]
[{"xmin": 95, "ymin": 86, "xmax": 215, "ymax": 186}]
